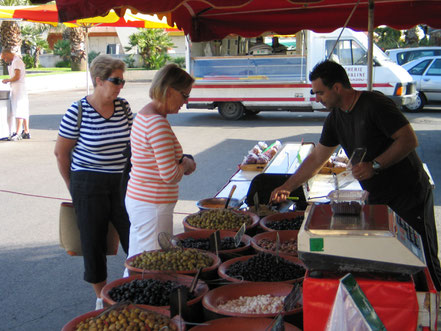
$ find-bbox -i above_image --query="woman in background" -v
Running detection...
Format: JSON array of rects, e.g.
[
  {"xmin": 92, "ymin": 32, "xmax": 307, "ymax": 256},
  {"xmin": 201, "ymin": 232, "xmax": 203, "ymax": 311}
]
[
  {"xmin": 54, "ymin": 55, "xmax": 132, "ymax": 310},
  {"xmin": 125, "ymin": 64, "xmax": 196, "ymax": 260}
]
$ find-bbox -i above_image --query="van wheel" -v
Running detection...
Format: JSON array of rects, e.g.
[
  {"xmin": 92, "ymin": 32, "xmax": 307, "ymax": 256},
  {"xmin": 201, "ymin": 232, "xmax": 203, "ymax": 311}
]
[
  {"xmin": 218, "ymin": 102, "xmax": 244, "ymax": 120},
  {"xmin": 403, "ymin": 92, "xmax": 426, "ymax": 112}
]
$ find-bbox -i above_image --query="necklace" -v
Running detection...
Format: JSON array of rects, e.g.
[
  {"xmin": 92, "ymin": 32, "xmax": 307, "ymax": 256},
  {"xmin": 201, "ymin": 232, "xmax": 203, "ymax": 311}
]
[{"xmin": 343, "ymin": 91, "xmax": 358, "ymax": 113}]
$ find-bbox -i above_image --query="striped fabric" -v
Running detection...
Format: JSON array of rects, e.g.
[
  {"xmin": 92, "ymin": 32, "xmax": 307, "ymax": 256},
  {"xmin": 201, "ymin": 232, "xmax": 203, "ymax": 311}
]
[
  {"xmin": 58, "ymin": 97, "xmax": 133, "ymax": 173},
  {"xmin": 126, "ymin": 113, "xmax": 183, "ymax": 204}
]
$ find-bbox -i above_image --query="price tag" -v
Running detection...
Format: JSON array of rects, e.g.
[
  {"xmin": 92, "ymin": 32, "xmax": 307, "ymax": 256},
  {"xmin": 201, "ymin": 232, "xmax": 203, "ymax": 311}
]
[
  {"xmin": 234, "ymin": 223, "xmax": 246, "ymax": 247},
  {"xmin": 209, "ymin": 230, "xmax": 221, "ymax": 256},
  {"xmin": 276, "ymin": 232, "xmax": 281, "ymax": 260},
  {"xmin": 170, "ymin": 287, "xmax": 190, "ymax": 320},
  {"xmin": 189, "ymin": 267, "xmax": 202, "ymax": 293},
  {"xmin": 283, "ymin": 283, "xmax": 302, "ymax": 312},
  {"xmin": 271, "ymin": 314, "xmax": 285, "ymax": 331},
  {"xmin": 253, "ymin": 192, "xmax": 260, "ymax": 213}
]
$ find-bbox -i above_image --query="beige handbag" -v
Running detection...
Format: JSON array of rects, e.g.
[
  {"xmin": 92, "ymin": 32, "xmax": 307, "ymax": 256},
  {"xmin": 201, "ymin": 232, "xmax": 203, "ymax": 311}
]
[{"xmin": 59, "ymin": 202, "xmax": 120, "ymax": 256}]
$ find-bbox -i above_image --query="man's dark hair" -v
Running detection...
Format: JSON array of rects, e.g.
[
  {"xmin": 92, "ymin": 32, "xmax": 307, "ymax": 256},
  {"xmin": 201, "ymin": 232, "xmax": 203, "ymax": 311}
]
[{"xmin": 309, "ymin": 60, "xmax": 351, "ymax": 89}]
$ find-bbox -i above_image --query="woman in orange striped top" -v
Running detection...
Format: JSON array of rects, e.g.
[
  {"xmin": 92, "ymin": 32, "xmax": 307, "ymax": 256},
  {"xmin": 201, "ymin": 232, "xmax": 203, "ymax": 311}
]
[{"xmin": 125, "ymin": 64, "xmax": 196, "ymax": 260}]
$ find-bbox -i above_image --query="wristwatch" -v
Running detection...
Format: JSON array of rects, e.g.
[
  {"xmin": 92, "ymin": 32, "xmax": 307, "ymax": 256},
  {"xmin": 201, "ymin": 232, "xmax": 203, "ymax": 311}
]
[{"xmin": 372, "ymin": 160, "xmax": 382, "ymax": 174}]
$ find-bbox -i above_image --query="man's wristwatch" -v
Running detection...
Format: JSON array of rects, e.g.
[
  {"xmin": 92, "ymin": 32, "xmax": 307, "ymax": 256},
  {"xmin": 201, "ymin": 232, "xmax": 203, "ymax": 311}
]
[{"xmin": 372, "ymin": 160, "xmax": 382, "ymax": 174}]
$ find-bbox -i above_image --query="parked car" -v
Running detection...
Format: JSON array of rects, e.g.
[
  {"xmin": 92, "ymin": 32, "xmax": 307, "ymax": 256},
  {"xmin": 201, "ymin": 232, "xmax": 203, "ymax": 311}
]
[
  {"xmin": 402, "ymin": 56, "xmax": 441, "ymax": 112},
  {"xmin": 386, "ymin": 47, "xmax": 441, "ymax": 65}
]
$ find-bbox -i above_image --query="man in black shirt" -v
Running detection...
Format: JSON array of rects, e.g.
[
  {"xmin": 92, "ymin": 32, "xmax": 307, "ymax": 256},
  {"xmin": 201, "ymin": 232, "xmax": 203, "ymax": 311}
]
[{"xmin": 271, "ymin": 60, "xmax": 441, "ymax": 290}]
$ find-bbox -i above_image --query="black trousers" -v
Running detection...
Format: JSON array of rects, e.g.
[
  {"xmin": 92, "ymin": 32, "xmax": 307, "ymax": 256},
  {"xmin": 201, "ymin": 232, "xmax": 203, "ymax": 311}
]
[
  {"xmin": 371, "ymin": 180, "xmax": 441, "ymax": 290},
  {"xmin": 70, "ymin": 171, "xmax": 130, "ymax": 284}
]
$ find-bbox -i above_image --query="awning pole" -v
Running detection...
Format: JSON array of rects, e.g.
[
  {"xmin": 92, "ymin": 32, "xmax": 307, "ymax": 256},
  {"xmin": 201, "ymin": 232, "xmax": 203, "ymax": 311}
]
[
  {"xmin": 85, "ymin": 27, "xmax": 90, "ymax": 94},
  {"xmin": 367, "ymin": 0, "xmax": 374, "ymax": 91}
]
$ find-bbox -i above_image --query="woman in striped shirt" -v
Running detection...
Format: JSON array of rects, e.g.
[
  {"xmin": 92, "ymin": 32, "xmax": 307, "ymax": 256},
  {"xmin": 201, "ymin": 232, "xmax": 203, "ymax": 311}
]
[
  {"xmin": 125, "ymin": 64, "xmax": 196, "ymax": 260},
  {"xmin": 54, "ymin": 55, "xmax": 132, "ymax": 310}
]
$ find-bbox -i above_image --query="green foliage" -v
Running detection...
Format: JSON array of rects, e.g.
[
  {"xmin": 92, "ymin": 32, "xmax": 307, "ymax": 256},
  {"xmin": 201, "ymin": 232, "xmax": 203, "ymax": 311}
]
[
  {"xmin": 125, "ymin": 29, "xmax": 174, "ymax": 69},
  {"xmin": 375, "ymin": 27, "xmax": 402, "ymax": 50},
  {"xmin": 170, "ymin": 56, "xmax": 185, "ymax": 69},
  {"xmin": 55, "ymin": 60, "xmax": 71, "ymax": 68},
  {"xmin": 53, "ymin": 39, "xmax": 71, "ymax": 63},
  {"xmin": 20, "ymin": 24, "xmax": 50, "ymax": 68},
  {"xmin": 22, "ymin": 54, "xmax": 33, "ymax": 69},
  {"xmin": 123, "ymin": 54, "xmax": 136, "ymax": 68},
  {"xmin": 88, "ymin": 50, "xmax": 100, "ymax": 64}
]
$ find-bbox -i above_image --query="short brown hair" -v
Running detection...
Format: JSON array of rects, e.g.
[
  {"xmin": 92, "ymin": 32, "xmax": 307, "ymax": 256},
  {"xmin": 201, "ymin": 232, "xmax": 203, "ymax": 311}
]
[
  {"xmin": 90, "ymin": 55, "xmax": 125, "ymax": 87},
  {"xmin": 150, "ymin": 64, "xmax": 195, "ymax": 103}
]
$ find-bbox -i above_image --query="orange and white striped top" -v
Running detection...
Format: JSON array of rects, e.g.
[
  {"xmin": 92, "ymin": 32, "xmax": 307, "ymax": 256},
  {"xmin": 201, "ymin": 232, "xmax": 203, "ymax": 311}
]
[{"xmin": 126, "ymin": 113, "xmax": 183, "ymax": 204}]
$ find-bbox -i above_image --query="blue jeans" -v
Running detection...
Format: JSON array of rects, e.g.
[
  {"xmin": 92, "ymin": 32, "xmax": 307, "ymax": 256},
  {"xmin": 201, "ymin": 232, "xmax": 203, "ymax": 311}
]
[{"xmin": 70, "ymin": 171, "xmax": 130, "ymax": 283}]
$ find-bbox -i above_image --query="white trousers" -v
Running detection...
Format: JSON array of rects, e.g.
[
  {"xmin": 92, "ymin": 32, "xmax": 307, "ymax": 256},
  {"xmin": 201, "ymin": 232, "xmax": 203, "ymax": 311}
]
[{"xmin": 125, "ymin": 196, "xmax": 176, "ymax": 260}]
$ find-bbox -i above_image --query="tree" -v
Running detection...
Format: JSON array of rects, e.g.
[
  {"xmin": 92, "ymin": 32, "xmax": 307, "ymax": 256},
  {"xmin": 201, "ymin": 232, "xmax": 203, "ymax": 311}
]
[
  {"xmin": 125, "ymin": 28, "xmax": 174, "ymax": 69},
  {"xmin": 21, "ymin": 24, "xmax": 49, "ymax": 68},
  {"xmin": 69, "ymin": 27, "xmax": 87, "ymax": 71},
  {"xmin": 374, "ymin": 27, "xmax": 402, "ymax": 51}
]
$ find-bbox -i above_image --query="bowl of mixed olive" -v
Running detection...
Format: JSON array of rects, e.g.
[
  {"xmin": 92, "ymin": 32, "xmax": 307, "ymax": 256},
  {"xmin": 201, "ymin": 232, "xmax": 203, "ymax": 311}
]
[
  {"xmin": 125, "ymin": 248, "xmax": 221, "ymax": 281},
  {"xmin": 183, "ymin": 209, "xmax": 259, "ymax": 235},
  {"xmin": 251, "ymin": 230, "xmax": 299, "ymax": 257},
  {"xmin": 173, "ymin": 229, "xmax": 253, "ymax": 261},
  {"xmin": 259, "ymin": 211, "xmax": 305, "ymax": 232},
  {"xmin": 217, "ymin": 252, "xmax": 306, "ymax": 284},
  {"xmin": 62, "ymin": 304, "xmax": 184, "ymax": 331}
]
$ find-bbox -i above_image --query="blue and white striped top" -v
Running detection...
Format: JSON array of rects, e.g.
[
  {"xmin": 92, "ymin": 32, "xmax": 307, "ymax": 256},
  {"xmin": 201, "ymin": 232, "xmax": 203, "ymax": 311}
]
[{"xmin": 58, "ymin": 97, "xmax": 133, "ymax": 173}]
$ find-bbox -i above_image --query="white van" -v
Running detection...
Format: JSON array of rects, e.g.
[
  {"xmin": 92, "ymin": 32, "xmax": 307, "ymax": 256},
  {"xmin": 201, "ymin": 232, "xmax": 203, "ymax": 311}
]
[
  {"xmin": 187, "ymin": 28, "xmax": 417, "ymax": 120},
  {"xmin": 386, "ymin": 46, "xmax": 441, "ymax": 66}
]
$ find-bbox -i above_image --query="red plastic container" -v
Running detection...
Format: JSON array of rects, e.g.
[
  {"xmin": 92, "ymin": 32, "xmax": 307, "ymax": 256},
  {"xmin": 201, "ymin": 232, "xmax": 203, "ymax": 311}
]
[
  {"xmin": 61, "ymin": 304, "xmax": 185, "ymax": 331},
  {"xmin": 174, "ymin": 229, "xmax": 253, "ymax": 261},
  {"xmin": 259, "ymin": 211, "xmax": 305, "ymax": 232},
  {"xmin": 124, "ymin": 248, "xmax": 221, "ymax": 282},
  {"xmin": 182, "ymin": 210, "xmax": 260, "ymax": 235},
  {"xmin": 217, "ymin": 254, "xmax": 305, "ymax": 284},
  {"xmin": 251, "ymin": 230, "xmax": 299, "ymax": 257},
  {"xmin": 190, "ymin": 317, "xmax": 301, "ymax": 330}
]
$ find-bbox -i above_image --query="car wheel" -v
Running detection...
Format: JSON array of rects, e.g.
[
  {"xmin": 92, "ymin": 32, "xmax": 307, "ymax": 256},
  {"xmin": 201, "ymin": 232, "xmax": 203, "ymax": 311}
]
[
  {"xmin": 218, "ymin": 102, "xmax": 244, "ymax": 120},
  {"xmin": 403, "ymin": 92, "xmax": 426, "ymax": 113}
]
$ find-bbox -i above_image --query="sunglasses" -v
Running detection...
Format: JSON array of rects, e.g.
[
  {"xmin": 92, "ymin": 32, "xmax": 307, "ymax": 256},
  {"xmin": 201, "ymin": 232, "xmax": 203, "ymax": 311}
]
[
  {"xmin": 107, "ymin": 77, "xmax": 126, "ymax": 86},
  {"xmin": 180, "ymin": 91, "xmax": 190, "ymax": 100}
]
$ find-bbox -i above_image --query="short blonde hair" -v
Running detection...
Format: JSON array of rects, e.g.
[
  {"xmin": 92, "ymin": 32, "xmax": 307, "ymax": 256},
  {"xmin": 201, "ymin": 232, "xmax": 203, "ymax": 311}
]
[
  {"xmin": 90, "ymin": 55, "xmax": 125, "ymax": 87},
  {"xmin": 150, "ymin": 64, "xmax": 195, "ymax": 103}
]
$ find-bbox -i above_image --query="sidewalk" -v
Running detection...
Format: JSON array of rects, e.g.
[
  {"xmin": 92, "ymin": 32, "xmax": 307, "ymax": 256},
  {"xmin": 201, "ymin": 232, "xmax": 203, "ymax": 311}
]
[{"xmin": 25, "ymin": 69, "xmax": 158, "ymax": 94}]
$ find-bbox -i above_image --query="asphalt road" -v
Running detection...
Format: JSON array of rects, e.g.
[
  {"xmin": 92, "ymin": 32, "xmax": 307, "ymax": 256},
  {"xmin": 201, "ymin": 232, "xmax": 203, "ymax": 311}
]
[{"xmin": 1, "ymin": 82, "xmax": 441, "ymax": 330}]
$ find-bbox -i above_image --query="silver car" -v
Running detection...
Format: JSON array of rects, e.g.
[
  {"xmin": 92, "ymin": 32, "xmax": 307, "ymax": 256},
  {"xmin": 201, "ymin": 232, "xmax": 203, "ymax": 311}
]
[{"xmin": 402, "ymin": 56, "xmax": 441, "ymax": 112}]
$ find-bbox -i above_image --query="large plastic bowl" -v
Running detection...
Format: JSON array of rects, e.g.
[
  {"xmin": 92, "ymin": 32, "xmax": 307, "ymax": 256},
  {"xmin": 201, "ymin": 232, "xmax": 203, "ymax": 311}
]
[
  {"xmin": 62, "ymin": 304, "xmax": 185, "ymax": 331},
  {"xmin": 173, "ymin": 230, "xmax": 252, "ymax": 261},
  {"xmin": 190, "ymin": 317, "xmax": 301, "ymax": 330},
  {"xmin": 183, "ymin": 210, "xmax": 260, "ymax": 236},
  {"xmin": 125, "ymin": 248, "xmax": 221, "ymax": 282},
  {"xmin": 259, "ymin": 211, "xmax": 305, "ymax": 232},
  {"xmin": 196, "ymin": 197, "xmax": 240, "ymax": 210},
  {"xmin": 251, "ymin": 230, "xmax": 299, "ymax": 257},
  {"xmin": 101, "ymin": 273, "xmax": 209, "ymax": 324},
  {"xmin": 202, "ymin": 282, "xmax": 302, "ymax": 321},
  {"xmin": 217, "ymin": 254, "xmax": 305, "ymax": 284},
  {"xmin": 101, "ymin": 273, "xmax": 209, "ymax": 306}
]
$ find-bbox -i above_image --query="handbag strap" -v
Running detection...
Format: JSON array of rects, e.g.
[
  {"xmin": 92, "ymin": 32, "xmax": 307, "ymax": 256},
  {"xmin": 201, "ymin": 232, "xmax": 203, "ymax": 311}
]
[
  {"xmin": 76, "ymin": 100, "xmax": 82, "ymax": 129},
  {"xmin": 76, "ymin": 98, "xmax": 129, "ymax": 129}
]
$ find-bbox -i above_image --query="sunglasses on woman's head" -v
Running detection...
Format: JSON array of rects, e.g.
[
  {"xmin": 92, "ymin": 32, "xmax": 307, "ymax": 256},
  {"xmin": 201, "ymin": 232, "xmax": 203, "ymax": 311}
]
[{"xmin": 107, "ymin": 77, "xmax": 126, "ymax": 86}]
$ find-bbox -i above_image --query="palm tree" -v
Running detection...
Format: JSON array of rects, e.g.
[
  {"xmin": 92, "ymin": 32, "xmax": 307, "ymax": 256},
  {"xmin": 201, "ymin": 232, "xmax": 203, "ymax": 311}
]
[
  {"xmin": 0, "ymin": 0, "xmax": 29, "ymax": 73},
  {"xmin": 69, "ymin": 26, "xmax": 87, "ymax": 71},
  {"xmin": 21, "ymin": 23, "xmax": 49, "ymax": 67},
  {"xmin": 126, "ymin": 28, "xmax": 174, "ymax": 69}
]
